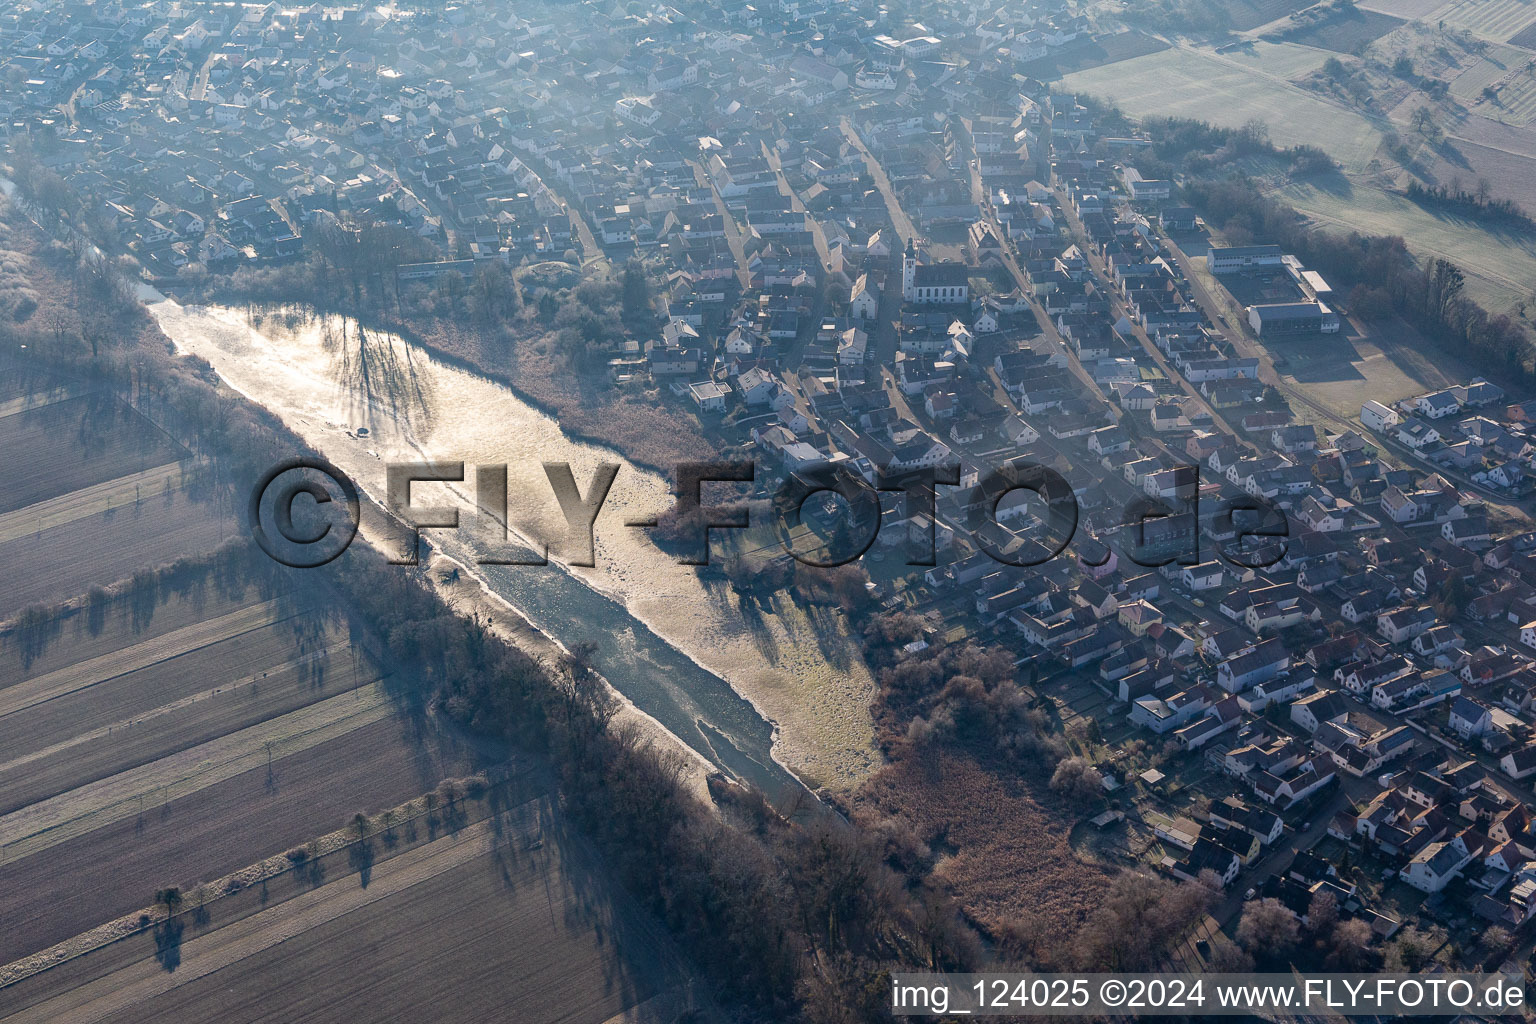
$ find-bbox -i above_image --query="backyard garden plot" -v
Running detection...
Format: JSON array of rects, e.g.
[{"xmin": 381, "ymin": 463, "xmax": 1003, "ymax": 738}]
[
  {"xmin": 1060, "ymin": 46, "xmax": 1386, "ymax": 172},
  {"xmin": 1427, "ymin": 0, "xmax": 1536, "ymax": 41},
  {"xmin": 0, "ymin": 800, "xmax": 684, "ymax": 1024},
  {"xmin": 0, "ymin": 712, "xmax": 498, "ymax": 965},
  {"xmin": 0, "ymin": 395, "xmax": 187, "ymax": 516}
]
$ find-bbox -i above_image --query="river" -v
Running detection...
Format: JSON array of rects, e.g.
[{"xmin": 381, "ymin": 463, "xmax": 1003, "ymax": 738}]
[{"xmin": 140, "ymin": 296, "xmax": 879, "ymax": 798}]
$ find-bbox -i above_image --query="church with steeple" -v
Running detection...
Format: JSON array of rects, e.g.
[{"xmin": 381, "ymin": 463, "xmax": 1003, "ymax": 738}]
[{"xmin": 901, "ymin": 238, "xmax": 970, "ymax": 305}]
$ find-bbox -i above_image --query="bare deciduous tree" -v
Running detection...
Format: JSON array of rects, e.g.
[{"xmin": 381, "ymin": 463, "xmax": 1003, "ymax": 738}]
[{"xmin": 1237, "ymin": 898, "xmax": 1299, "ymax": 953}]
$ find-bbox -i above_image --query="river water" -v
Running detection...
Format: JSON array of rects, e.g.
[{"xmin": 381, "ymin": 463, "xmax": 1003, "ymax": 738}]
[{"xmin": 141, "ymin": 297, "xmax": 878, "ymax": 797}]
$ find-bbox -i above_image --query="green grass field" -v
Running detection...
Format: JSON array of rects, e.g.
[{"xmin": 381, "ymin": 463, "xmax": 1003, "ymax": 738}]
[
  {"xmin": 1060, "ymin": 44, "xmax": 1387, "ymax": 172},
  {"xmin": 1272, "ymin": 179, "xmax": 1536, "ymax": 312}
]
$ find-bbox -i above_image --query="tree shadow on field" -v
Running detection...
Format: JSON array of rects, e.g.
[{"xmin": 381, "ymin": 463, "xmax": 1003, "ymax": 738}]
[
  {"xmin": 348, "ymin": 838, "xmax": 375, "ymax": 889},
  {"xmin": 736, "ymin": 589, "xmax": 780, "ymax": 663},
  {"xmin": 153, "ymin": 919, "xmax": 184, "ymax": 972},
  {"xmin": 535, "ymin": 802, "xmax": 677, "ymax": 1012},
  {"xmin": 806, "ymin": 604, "xmax": 854, "ymax": 672}
]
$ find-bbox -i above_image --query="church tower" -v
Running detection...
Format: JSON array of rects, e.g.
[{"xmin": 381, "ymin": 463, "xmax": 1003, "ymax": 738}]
[{"xmin": 901, "ymin": 237, "xmax": 916, "ymax": 303}]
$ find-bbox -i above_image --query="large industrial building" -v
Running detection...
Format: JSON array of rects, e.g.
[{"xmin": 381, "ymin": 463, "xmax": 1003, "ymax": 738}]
[
  {"xmin": 1247, "ymin": 301, "xmax": 1341, "ymax": 336},
  {"xmin": 1207, "ymin": 244, "xmax": 1284, "ymax": 275}
]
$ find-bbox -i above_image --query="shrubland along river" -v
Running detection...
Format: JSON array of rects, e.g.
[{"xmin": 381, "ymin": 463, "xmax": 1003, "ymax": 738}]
[{"xmin": 141, "ymin": 294, "xmax": 880, "ymax": 799}]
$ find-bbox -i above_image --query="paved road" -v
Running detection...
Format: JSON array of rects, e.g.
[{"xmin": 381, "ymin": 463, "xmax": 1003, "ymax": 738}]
[
  {"xmin": 948, "ymin": 117, "xmax": 1110, "ymax": 404},
  {"xmin": 690, "ymin": 159, "xmax": 753, "ymax": 291},
  {"xmin": 842, "ymin": 117, "xmax": 917, "ymax": 245},
  {"xmin": 1213, "ymin": 788, "xmax": 1352, "ymax": 927},
  {"xmin": 1049, "ymin": 190, "xmax": 1238, "ymax": 436}
]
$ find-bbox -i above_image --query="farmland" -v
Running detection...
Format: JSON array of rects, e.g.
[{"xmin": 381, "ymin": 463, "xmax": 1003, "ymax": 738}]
[
  {"xmin": 0, "ymin": 362, "xmax": 236, "ymax": 618},
  {"xmin": 0, "ymin": 543, "xmax": 510, "ymax": 962},
  {"xmin": 1425, "ymin": 0, "xmax": 1536, "ymax": 42},
  {"xmin": 1270, "ymin": 178, "xmax": 1536, "ymax": 311},
  {"xmin": 1361, "ymin": 0, "xmax": 1449, "ymax": 18},
  {"xmin": 1220, "ymin": 0, "xmax": 1312, "ymax": 32},
  {"xmin": 1059, "ymin": 44, "xmax": 1388, "ymax": 172},
  {"xmin": 1278, "ymin": 9, "xmax": 1406, "ymax": 50},
  {"xmin": 0, "ymin": 488, "xmax": 235, "ymax": 619},
  {"xmin": 0, "ymin": 590, "xmax": 361, "ymax": 814},
  {"xmin": 0, "ymin": 792, "xmax": 689, "ymax": 1024},
  {"xmin": 0, "ymin": 393, "xmax": 186, "ymax": 515},
  {"xmin": 1018, "ymin": 31, "xmax": 1170, "ymax": 78},
  {"xmin": 0, "ymin": 270, "xmax": 702, "ymax": 1024},
  {"xmin": 1444, "ymin": 38, "xmax": 1536, "ymax": 125}
]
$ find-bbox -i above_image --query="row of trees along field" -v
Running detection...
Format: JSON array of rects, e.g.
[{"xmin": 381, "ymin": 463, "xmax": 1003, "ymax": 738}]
[
  {"xmin": 1184, "ymin": 177, "xmax": 1535, "ymax": 381},
  {"xmin": 1404, "ymin": 178, "xmax": 1536, "ymax": 231},
  {"xmin": 1088, "ymin": 106, "xmax": 1536, "ymax": 381},
  {"xmin": 0, "ymin": 194, "xmax": 975, "ymax": 1023}
]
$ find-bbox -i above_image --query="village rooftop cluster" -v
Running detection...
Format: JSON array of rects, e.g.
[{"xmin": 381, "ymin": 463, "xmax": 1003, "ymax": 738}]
[{"xmin": 13, "ymin": 0, "xmax": 1536, "ymax": 975}]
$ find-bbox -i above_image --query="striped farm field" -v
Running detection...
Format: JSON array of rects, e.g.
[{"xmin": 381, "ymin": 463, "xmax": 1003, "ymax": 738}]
[
  {"xmin": 1449, "ymin": 43, "xmax": 1529, "ymax": 99},
  {"xmin": 0, "ymin": 567, "xmax": 484, "ymax": 969},
  {"xmin": 1477, "ymin": 63, "xmax": 1536, "ymax": 124},
  {"xmin": 1360, "ymin": 0, "xmax": 1455, "ymax": 17},
  {"xmin": 0, "ymin": 794, "xmax": 686, "ymax": 1024},
  {"xmin": 0, "ymin": 594, "xmax": 374, "ymax": 815},
  {"xmin": 0, "ymin": 490, "xmax": 237, "ymax": 621},
  {"xmin": 0, "ymin": 462, "xmax": 189, "ymax": 545},
  {"xmin": 0, "ymin": 394, "xmax": 187, "ymax": 516},
  {"xmin": 1425, "ymin": 0, "xmax": 1536, "ymax": 41},
  {"xmin": 0, "ymin": 710, "xmax": 497, "ymax": 966}
]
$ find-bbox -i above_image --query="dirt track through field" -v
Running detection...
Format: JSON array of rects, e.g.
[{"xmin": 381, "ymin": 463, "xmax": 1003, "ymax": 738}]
[
  {"xmin": 0, "ymin": 599, "xmax": 290, "ymax": 717},
  {"xmin": 0, "ymin": 462, "xmax": 186, "ymax": 544},
  {"xmin": 0, "ymin": 640, "xmax": 366, "ymax": 812},
  {"xmin": 0, "ymin": 601, "xmax": 290, "ymax": 712},
  {"xmin": 0, "ymin": 383, "xmax": 90, "ymax": 420},
  {"xmin": 0, "ymin": 683, "xmax": 395, "ymax": 861},
  {"xmin": 0, "ymin": 814, "xmax": 524, "ymax": 1024}
]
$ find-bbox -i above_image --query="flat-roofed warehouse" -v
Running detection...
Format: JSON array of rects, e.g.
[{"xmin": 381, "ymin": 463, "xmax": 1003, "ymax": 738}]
[
  {"xmin": 1207, "ymin": 244, "xmax": 1283, "ymax": 274},
  {"xmin": 1283, "ymin": 254, "xmax": 1333, "ymax": 301},
  {"xmin": 1247, "ymin": 301, "xmax": 1341, "ymax": 336}
]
